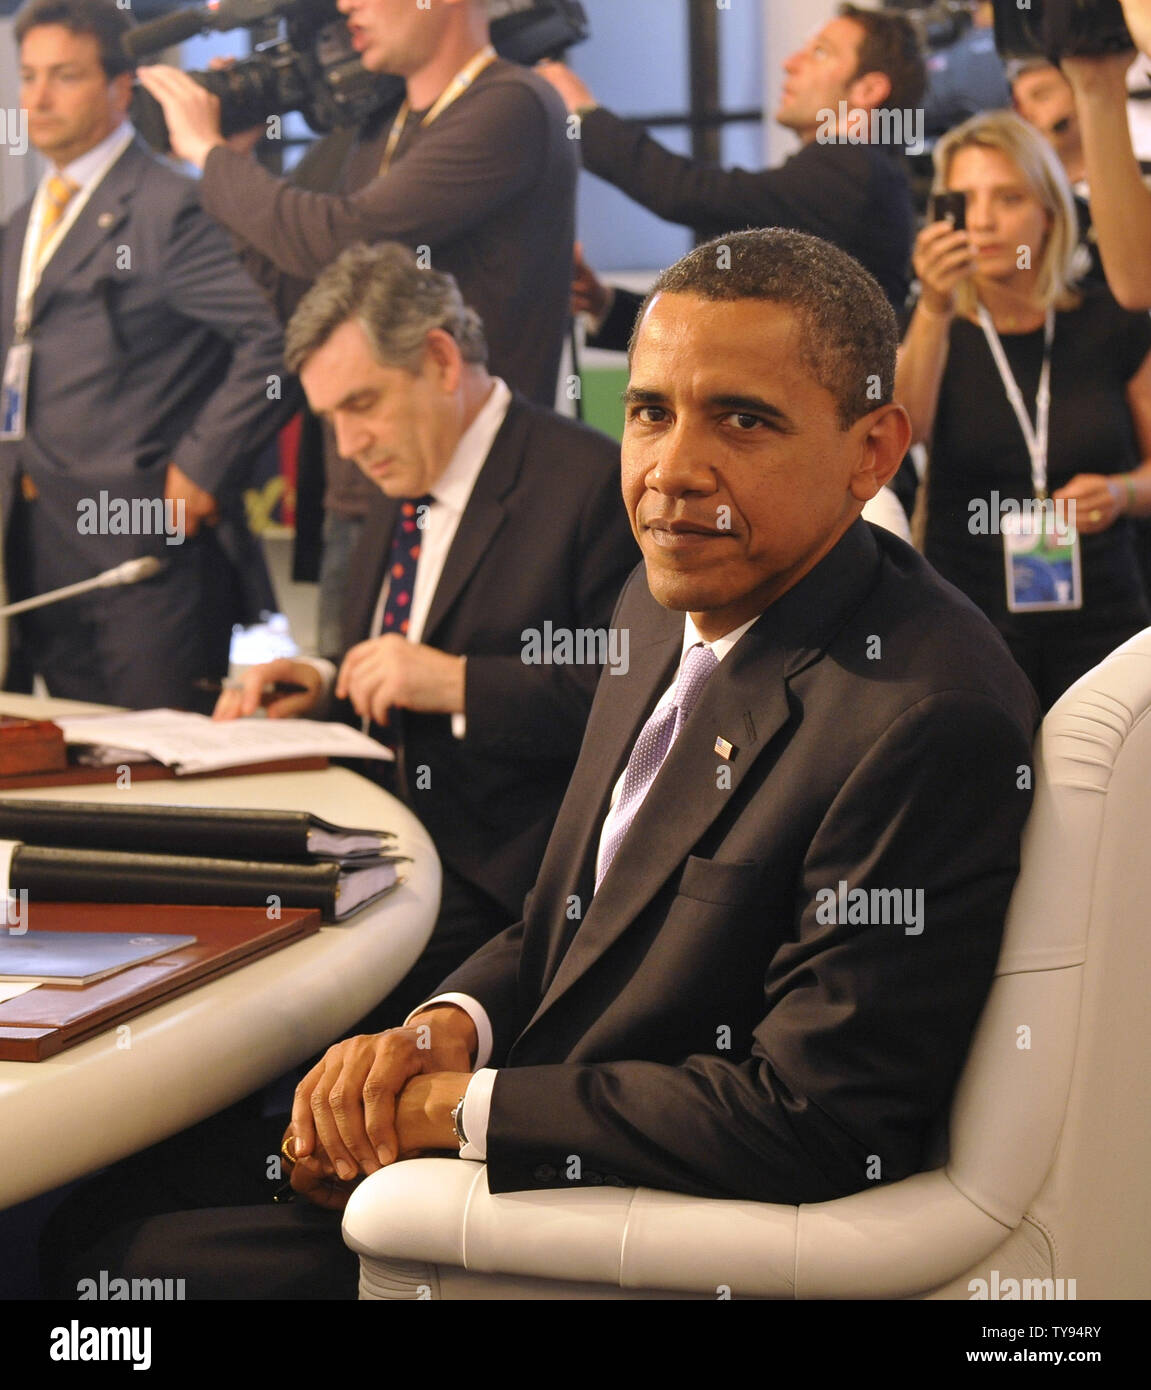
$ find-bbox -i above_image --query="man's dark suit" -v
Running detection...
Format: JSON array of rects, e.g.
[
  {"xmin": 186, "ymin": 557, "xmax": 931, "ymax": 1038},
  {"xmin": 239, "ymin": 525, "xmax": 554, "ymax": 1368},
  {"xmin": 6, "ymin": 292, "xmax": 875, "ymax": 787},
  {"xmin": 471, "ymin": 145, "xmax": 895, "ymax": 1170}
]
[
  {"xmin": 438, "ymin": 521, "xmax": 1040, "ymax": 1203},
  {"xmin": 341, "ymin": 395, "xmax": 638, "ymax": 1012},
  {"xmin": 37, "ymin": 521, "xmax": 1038, "ymax": 1298},
  {"xmin": 0, "ymin": 137, "xmax": 289, "ymax": 707}
]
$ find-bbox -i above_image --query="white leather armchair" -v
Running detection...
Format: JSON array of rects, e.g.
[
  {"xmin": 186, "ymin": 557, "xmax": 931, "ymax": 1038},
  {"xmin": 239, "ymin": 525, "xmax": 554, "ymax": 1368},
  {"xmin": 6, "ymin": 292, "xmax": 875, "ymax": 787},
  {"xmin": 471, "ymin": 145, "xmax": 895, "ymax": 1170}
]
[{"xmin": 343, "ymin": 629, "xmax": 1151, "ymax": 1299}]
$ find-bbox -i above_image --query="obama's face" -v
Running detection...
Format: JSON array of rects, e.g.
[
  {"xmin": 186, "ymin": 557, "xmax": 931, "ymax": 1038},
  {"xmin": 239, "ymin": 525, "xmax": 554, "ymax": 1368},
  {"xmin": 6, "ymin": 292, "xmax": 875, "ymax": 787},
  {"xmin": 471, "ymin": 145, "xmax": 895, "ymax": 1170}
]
[{"xmin": 622, "ymin": 293, "xmax": 907, "ymax": 640}]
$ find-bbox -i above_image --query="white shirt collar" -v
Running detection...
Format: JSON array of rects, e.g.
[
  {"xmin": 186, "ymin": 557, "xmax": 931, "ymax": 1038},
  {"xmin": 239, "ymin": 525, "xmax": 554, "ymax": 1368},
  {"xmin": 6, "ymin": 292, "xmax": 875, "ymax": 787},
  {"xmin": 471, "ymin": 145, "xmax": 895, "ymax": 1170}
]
[
  {"xmin": 681, "ymin": 612, "xmax": 757, "ymax": 665},
  {"xmin": 645, "ymin": 614, "xmax": 756, "ymax": 715},
  {"xmin": 426, "ymin": 377, "xmax": 511, "ymax": 515},
  {"xmin": 50, "ymin": 120, "xmax": 134, "ymax": 192}
]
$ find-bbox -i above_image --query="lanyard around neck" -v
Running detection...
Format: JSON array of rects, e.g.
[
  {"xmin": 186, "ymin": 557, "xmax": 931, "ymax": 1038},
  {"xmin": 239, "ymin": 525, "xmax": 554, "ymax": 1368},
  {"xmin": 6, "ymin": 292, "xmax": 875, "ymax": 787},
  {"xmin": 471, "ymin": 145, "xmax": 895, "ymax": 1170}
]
[
  {"xmin": 976, "ymin": 302, "xmax": 1056, "ymax": 501},
  {"xmin": 13, "ymin": 128, "xmax": 133, "ymax": 342},
  {"xmin": 379, "ymin": 44, "xmax": 498, "ymax": 175}
]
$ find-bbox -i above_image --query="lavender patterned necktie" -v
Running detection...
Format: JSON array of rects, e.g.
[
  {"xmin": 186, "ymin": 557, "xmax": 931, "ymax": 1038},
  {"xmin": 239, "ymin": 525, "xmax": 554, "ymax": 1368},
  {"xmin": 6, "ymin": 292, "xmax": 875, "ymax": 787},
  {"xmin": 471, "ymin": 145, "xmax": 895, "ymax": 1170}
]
[{"xmin": 596, "ymin": 643, "xmax": 719, "ymax": 890}]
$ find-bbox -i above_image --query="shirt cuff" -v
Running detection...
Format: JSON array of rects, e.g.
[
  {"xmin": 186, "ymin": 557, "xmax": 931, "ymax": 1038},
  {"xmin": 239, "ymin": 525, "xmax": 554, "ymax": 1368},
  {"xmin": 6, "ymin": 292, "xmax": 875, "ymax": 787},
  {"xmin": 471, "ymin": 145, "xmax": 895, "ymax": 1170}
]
[
  {"xmin": 459, "ymin": 1069, "xmax": 496, "ymax": 1161},
  {"xmin": 404, "ymin": 992, "xmax": 493, "ymax": 1070}
]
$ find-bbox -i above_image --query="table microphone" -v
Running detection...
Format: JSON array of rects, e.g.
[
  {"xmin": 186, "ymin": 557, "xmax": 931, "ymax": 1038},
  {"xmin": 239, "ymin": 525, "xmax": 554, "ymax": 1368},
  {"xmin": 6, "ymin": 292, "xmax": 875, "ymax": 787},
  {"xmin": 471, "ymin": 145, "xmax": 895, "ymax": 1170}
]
[{"xmin": 0, "ymin": 557, "xmax": 166, "ymax": 617}]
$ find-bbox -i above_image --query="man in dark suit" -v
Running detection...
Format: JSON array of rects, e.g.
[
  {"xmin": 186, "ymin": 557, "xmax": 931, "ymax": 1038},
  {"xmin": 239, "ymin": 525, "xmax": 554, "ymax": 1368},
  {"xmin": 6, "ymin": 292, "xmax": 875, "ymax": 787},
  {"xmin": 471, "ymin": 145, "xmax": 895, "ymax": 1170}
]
[
  {"xmin": 218, "ymin": 242, "xmax": 637, "ymax": 1023},
  {"xmin": 283, "ymin": 229, "xmax": 1038, "ymax": 1217},
  {"xmin": 0, "ymin": 0, "xmax": 289, "ymax": 708},
  {"xmin": 540, "ymin": 4, "xmax": 924, "ymax": 349},
  {"xmin": 46, "ymin": 231, "xmax": 1036, "ymax": 1298}
]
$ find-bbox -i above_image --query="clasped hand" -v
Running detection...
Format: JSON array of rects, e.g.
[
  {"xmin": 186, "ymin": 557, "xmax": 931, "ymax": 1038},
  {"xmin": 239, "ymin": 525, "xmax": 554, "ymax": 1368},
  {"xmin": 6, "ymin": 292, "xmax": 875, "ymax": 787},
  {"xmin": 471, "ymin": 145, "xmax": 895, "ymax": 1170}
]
[{"xmin": 284, "ymin": 1007, "xmax": 477, "ymax": 1210}]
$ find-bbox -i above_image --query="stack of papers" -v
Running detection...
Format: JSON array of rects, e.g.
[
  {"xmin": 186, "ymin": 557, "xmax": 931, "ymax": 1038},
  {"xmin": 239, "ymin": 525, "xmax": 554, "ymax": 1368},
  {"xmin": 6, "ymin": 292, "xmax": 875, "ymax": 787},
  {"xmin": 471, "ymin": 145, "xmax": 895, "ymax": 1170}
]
[
  {"xmin": 0, "ymin": 930, "xmax": 197, "ymax": 986},
  {"xmin": 57, "ymin": 709, "xmax": 393, "ymax": 775}
]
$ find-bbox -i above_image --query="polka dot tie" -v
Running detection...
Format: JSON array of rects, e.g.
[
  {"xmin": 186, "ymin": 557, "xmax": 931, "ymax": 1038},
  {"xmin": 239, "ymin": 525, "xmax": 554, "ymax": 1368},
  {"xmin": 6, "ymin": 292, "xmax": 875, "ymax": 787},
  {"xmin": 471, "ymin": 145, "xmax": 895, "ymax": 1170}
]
[
  {"xmin": 596, "ymin": 642, "xmax": 719, "ymax": 891},
  {"xmin": 380, "ymin": 494, "xmax": 433, "ymax": 638},
  {"xmin": 372, "ymin": 494, "xmax": 432, "ymax": 749}
]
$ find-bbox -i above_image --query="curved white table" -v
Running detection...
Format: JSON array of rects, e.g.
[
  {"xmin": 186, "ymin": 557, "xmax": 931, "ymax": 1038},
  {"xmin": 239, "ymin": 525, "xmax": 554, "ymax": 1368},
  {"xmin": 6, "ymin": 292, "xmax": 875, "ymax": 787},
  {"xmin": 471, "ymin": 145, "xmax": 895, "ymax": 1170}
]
[{"xmin": 0, "ymin": 694, "xmax": 441, "ymax": 1209}]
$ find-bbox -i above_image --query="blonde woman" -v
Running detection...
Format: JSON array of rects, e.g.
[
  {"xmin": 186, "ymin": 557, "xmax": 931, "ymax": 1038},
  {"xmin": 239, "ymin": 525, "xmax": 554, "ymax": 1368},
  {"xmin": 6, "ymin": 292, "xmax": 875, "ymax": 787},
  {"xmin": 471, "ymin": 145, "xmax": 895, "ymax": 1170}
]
[{"xmin": 898, "ymin": 110, "xmax": 1151, "ymax": 708}]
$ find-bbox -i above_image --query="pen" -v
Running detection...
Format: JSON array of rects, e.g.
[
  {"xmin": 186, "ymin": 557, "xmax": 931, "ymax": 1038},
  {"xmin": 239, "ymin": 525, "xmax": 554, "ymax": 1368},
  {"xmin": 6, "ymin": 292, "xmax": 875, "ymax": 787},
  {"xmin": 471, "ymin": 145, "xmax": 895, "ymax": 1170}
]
[{"xmin": 194, "ymin": 678, "xmax": 310, "ymax": 697}]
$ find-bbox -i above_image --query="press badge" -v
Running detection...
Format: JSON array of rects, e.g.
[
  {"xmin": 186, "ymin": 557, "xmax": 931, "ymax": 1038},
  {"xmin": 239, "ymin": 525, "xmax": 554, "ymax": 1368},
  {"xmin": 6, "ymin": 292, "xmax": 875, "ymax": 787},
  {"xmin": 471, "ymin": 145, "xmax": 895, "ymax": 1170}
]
[
  {"xmin": 1003, "ymin": 507, "xmax": 1082, "ymax": 613},
  {"xmin": 0, "ymin": 342, "xmax": 30, "ymax": 441}
]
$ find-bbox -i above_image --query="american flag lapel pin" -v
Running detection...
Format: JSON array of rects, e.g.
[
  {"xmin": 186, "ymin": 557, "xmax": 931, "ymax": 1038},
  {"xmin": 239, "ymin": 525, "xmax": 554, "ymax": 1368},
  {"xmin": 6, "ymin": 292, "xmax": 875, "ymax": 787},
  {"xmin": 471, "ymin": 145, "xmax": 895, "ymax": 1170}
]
[{"xmin": 714, "ymin": 737, "xmax": 735, "ymax": 760}]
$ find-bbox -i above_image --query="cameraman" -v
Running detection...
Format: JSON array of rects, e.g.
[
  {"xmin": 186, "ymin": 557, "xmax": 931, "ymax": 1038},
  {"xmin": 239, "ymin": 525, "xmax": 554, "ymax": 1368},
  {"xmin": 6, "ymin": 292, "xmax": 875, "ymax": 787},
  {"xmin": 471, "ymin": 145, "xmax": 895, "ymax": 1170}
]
[
  {"xmin": 539, "ymin": 6, "xmax": 924, "ymax": 350},
  {"xmin": 1061, "ymin": 0, "xmax": 1151, "ymax": 309},
  {"xmin": 138, "ymin": 0, "xmax": 576, "ymax": 653},
  {"xmin": 137, "ymin": 0, "xmax": 574, "ymax": 404}
]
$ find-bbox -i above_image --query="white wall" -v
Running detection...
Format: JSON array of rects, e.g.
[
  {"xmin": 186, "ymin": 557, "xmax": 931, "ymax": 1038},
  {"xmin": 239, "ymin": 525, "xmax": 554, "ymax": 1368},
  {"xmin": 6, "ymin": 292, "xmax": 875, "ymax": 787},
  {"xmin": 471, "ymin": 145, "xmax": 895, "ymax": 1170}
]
[
  {"xmin": 0, "ymin": 17, "xmax": 44, "ymax": 221},
  {"xmin": 571, "ymin": 0, "xmax": 764, "ymax": 274}
]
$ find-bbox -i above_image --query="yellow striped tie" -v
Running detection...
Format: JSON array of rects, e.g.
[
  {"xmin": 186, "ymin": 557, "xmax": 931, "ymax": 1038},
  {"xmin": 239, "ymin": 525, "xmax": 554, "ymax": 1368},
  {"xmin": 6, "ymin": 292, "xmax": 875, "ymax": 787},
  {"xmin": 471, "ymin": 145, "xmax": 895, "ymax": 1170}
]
[{"xmin": 35, "ymin": 173, "xmax": 77, "ymax": 263}]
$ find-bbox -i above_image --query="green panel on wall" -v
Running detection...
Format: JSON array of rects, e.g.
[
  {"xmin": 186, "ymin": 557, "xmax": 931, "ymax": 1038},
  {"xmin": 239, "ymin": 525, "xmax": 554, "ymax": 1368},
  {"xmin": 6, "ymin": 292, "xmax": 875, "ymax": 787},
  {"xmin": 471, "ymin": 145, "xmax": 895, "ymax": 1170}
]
[{"xmin": 580, "ymin": 367, "xmax": 629, "ymax": 443}]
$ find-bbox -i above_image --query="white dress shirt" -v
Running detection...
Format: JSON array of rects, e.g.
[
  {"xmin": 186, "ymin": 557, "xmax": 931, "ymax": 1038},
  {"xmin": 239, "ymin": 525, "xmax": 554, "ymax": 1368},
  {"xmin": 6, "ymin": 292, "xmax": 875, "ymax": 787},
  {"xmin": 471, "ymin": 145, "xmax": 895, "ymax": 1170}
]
[
  {"xmin": 54, "ymin": 120, "xmax": 135, "ymax": 194},
  {"xmin": 414, "ymin": 611, "xmax": 758, "ymax": 1160}
]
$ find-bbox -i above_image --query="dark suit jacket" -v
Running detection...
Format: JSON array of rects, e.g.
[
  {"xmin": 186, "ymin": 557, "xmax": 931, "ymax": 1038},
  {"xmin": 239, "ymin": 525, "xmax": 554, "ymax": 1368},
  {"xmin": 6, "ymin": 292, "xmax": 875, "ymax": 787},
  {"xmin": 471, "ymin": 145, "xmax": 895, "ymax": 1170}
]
[
  {"xmin": 341, "ymin": 396, "xmax": 637, "ymax": 919},
  {"xmin": 0, "ymin": 138, "xmax": 288, "ymax": 518},
  {"xmin": 0, "ymin": 138, "xmax": 290, "ymax": 609},
  {"xmin": 438, "ymin": 521, "xmax": 1040, "ymax": 1203},
  {"xmin": 581, "ymin": 109, "xmax": 914, "ymax": 350}
]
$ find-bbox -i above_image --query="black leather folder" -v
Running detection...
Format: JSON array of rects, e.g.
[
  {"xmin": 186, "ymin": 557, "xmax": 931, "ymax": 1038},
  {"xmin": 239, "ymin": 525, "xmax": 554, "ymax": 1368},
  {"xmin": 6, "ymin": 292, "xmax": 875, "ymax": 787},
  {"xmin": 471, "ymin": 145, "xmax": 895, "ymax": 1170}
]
[
  {"xmin": 6, "ymin": 845, "xmax": 407, "ymax": 923},
  {"xmin": 0, "ymin": 800, "xmax": 394, "ymax": 862}
]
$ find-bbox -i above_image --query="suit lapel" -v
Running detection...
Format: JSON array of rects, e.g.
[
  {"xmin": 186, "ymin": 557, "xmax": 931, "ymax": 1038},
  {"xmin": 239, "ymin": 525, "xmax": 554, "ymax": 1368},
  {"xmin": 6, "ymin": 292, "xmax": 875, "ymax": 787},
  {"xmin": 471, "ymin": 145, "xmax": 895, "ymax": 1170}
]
[
  {"xmin": 524, "ymin": 519, "xmax": 885, "ymax": 1030},
  {"xmin": 420, "ymin": 398, "xmax": 528, "ymax": 643},
  {"xmin": 28, "ymin": 140, "xmax": 141, "ymax": 328},
  {"xmin": 343, "ymin": 397, "xmax": 528, "ymax": 649},
  {"xmin": 531, "ymin": 618, "xmax": 792, "ymax": 1018},
  {"xmin": 532, "ymin": 594, "xmax": 683, "ymax": 990}
]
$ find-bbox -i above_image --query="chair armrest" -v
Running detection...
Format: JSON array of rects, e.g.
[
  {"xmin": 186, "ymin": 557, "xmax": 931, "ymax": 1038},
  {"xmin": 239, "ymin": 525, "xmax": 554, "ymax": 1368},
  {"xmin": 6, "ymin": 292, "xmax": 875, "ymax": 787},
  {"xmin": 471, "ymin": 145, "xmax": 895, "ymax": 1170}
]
[{"xmin": 343, "ymin": 1160, "xmax": 1012, "ymax": 1298}]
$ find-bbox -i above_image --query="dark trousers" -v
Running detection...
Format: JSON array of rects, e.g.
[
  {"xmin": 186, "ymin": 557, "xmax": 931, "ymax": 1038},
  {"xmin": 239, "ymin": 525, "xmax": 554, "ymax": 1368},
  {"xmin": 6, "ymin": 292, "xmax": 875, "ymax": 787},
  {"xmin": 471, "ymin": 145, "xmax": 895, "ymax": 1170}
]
[
  {"xmin": 40, "ymin": 1104, "xmax": 356, "ymax": 1300},
  {"xmin": 6, "ymin": 492, "xmax": 239, "ymax": 711}
]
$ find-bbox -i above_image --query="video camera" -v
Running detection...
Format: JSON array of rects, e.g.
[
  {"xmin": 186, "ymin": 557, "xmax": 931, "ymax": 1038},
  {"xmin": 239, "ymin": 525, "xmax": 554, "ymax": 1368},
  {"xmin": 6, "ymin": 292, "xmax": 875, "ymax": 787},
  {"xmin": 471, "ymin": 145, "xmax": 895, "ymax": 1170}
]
[
  {"xmin": 905, "ymin": 1, "xmax": 979, "ymax": 52},
  {"xmin": 125, "ymin": 0, "xmax": 589, "ymax": 152},
  {"xmin": 991, "ymin": 0, "xmax": 1135, "ymax": 63}
]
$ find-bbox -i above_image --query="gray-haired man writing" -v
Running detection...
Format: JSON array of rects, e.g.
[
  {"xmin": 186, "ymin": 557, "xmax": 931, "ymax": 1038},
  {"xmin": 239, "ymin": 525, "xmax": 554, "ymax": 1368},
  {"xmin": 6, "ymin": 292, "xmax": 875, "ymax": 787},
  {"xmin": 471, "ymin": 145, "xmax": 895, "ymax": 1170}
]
[{"xmin": 217, "ymin": 242, "xmax": 637, "ymax": 1026}]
